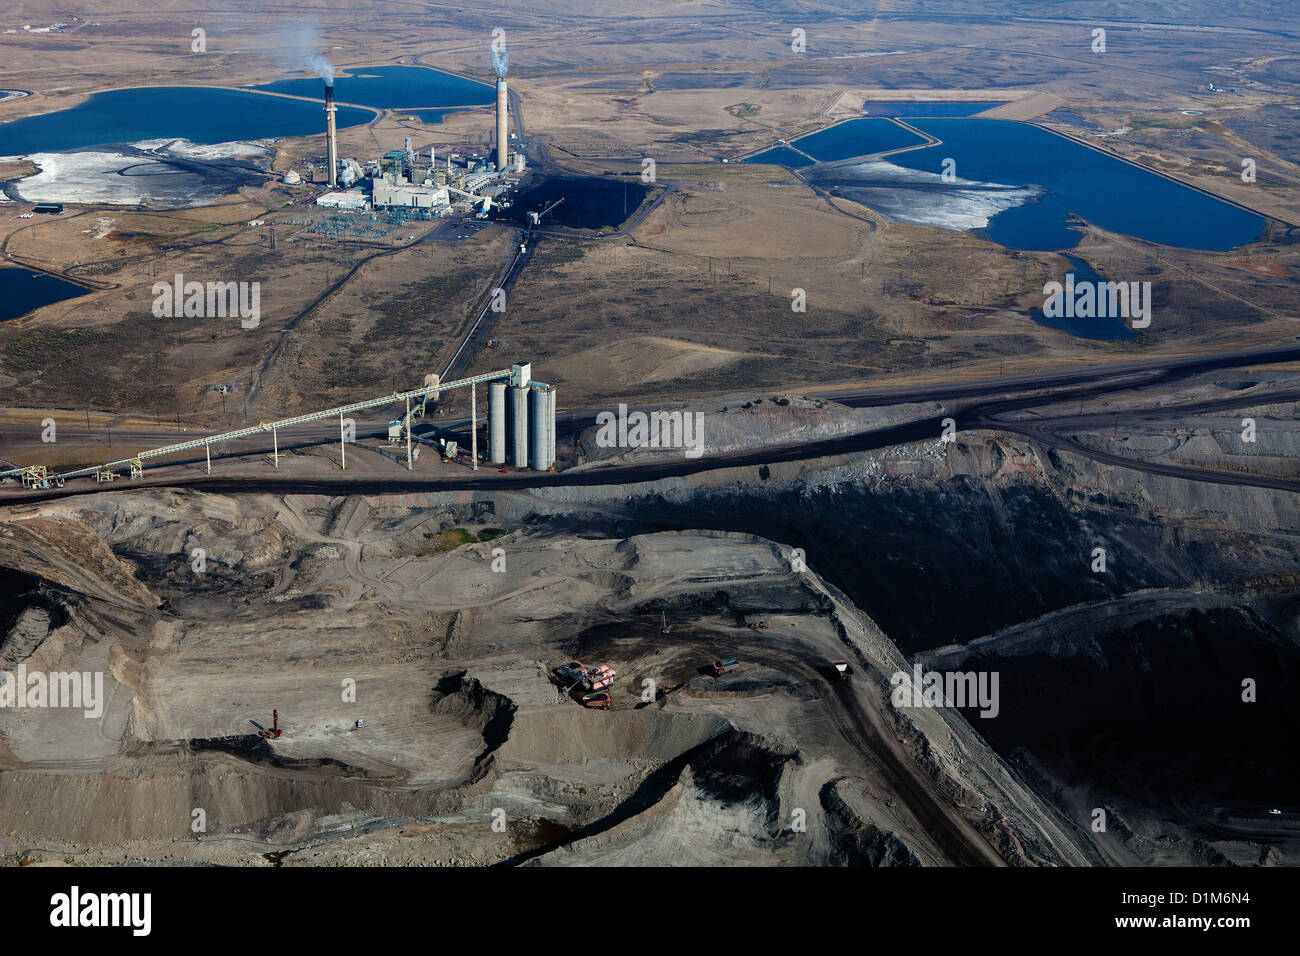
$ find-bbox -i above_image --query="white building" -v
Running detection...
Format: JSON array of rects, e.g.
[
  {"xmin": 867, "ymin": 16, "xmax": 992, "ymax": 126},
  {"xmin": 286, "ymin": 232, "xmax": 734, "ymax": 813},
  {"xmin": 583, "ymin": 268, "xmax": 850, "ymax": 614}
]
[
  {"xmin": 316, "ymin": 190, "xmax": 369, "ymax": 211},
  {"xmin": 371, "ymin": 171, "xmax": 450, "ymax": 210}
]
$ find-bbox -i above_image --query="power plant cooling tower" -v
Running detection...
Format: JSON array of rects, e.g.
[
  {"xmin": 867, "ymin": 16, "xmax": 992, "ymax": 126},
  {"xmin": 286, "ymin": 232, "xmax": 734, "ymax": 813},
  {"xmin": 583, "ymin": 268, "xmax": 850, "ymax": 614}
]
[
  {"xmin": 488, "ymin": 381, "xmax": 507, "ymax": 465},
  {"xmin": 324, "ymin": 83, "xmax": 338, "ymax": 188},
  {"xmin": 495, "ymin": 77, "xmax": 509, "ymax": 174}
]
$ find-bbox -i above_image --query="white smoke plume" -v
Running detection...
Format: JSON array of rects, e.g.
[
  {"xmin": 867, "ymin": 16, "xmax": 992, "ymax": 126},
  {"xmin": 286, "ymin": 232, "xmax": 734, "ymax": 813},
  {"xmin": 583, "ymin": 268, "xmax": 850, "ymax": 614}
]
[
  {"xmin": 280, "ymin": 23, "xmax": 335, "ymax": 86},
  {"xmin": 308, "ymin": 52, "xmax": 335, "ymax": 87}
]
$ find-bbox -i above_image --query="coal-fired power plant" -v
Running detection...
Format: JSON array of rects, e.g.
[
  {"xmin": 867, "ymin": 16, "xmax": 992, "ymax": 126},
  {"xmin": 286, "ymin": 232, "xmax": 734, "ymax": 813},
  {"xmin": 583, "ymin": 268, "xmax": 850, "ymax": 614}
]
[
  {"xmin": 495, "ymin": 77, "xmax": 508, "ymax": 172},
  {"xmin": 303, "ymin": 43, "xmax": 520, "ymax": 215},
  {"xmin": 325, "ymin": 82, "xmax": 339, "ymax": 188}
]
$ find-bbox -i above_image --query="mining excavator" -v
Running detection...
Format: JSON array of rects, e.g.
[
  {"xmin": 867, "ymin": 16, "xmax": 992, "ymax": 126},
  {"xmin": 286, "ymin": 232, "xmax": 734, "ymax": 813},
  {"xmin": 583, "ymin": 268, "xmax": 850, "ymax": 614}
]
[{"xmin": 259, "ymin": 709, "xmax": 284, "ymax": 740}]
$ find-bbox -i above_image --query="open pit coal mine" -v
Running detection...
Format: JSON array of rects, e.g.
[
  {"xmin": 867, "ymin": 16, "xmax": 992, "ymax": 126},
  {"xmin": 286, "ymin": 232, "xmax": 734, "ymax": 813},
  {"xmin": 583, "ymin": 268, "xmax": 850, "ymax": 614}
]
[{"xmin": 0, "ymin": 431, "xmax": 1295, "ymax": 867}]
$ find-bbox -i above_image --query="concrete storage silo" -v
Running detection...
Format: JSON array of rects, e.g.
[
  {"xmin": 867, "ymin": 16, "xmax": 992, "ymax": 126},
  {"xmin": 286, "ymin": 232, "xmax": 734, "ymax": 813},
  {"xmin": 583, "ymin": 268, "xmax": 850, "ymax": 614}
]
[
  {"xmin": 529, "ymin": 387, "xmax": 547, "ymax": 471},
  {"xmin": 544, "ymin": 386, "xmax": 556, "ymax": 468},
  {"xmin": 528, "ymin": 384, "xmax": 557, "ymax": 471},
  {"xmin": 488, "ymin": 381, "xmax": 507, "ymax": 465},
  {"xmin": 510, "ymin": 385, "xmax": 529, "ymax": 466}
]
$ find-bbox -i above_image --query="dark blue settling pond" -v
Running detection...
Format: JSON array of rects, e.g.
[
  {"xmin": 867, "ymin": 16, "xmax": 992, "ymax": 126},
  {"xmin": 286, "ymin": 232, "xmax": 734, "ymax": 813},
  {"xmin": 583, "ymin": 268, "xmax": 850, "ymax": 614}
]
[
  {"xmin": 789, "ymin": 118, "xmax": 928, "ymax": 162},
  {"xmin": 0, "ymin": 87, "xmax": 375, "ymax": 155},
  {"xmin": 1030, "ymin": 255, "xmax": 1141, "ymax": 341},
  {"xmin": 250, "ymin": 66, "xmax": 494, "ymax": 112},
  {"xmin": 889, "ymin": 118, "xmax": 1266, "ymax": 251},
  {"xmin": 744, "ymin": 145, "xmax": 816, "ymax": 169},
  {"xmin": 0, "ymin": 268, "xmax": 89, "ymax": 321}
]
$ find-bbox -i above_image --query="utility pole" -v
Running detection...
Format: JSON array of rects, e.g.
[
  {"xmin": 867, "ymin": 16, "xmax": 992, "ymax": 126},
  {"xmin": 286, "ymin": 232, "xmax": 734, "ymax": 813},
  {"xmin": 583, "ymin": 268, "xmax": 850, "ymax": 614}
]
[
  {"xmin": 471, "ymin": 385, "xmax": 477, "ymax": 470},
  {"xmin": 340, "ymin": 412, "xmax": 346, "ymax": 470}
]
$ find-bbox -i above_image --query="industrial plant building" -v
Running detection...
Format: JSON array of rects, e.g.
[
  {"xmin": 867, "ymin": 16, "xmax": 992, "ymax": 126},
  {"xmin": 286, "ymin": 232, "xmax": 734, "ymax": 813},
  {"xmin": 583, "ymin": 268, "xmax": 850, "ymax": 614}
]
[
  {"xmin": 371, "ymin": 170, "xmax": 450, "ymax": 210},
  {"xmin": 309, "ymin": 69, "xmax": 523, "ymax": 216},
  {"xmin": 315, "ymin": 190, "xmax": 368, "ymax": 211}
]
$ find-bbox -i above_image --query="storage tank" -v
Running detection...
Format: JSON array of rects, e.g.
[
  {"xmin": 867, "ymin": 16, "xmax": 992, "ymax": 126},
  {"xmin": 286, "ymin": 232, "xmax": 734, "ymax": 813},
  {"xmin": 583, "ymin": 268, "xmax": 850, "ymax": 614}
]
[
  {"xmin": 529, "ymin": 387, "xmax": 547, "ymax": 471},
  {"xmin": 510, "ymin": 385, "xmax": 529, "ymax": 466},
  {"xmin": 488, "ymin": 381, "xmax": 507, "ymax": 464},
  {"xmin": 545, "ymin": 386, "xmax": 556, "ymax": 468},
  {"xmin": 527, "ymin": 385, "xmax": 557, "ymax": 471}
]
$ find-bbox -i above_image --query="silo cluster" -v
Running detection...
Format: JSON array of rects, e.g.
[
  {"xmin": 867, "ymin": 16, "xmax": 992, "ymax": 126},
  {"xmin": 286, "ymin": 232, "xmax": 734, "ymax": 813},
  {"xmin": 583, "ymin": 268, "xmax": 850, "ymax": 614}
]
[{"xmin": 486, "ymin": 363, "xmax": 556, "ymax": 470}]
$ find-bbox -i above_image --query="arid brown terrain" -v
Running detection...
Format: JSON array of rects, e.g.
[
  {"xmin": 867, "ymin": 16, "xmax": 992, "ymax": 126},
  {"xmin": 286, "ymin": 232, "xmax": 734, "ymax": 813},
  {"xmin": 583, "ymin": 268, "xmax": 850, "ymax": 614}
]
[{"xmin": 0, "ymin": 1, "xmax": 1298, "ymax": 874}]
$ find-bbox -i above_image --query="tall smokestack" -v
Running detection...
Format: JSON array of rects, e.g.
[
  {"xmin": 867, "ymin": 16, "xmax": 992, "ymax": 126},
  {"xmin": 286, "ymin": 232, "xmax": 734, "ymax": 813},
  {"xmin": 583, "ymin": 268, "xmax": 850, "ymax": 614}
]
[
  {"xmin": 325, "ymin": 82, "xmax": 338, "ymax": 188},
  {"xmin": 496, "ymin": 77, "xmax": 508, "ymax": 173}
]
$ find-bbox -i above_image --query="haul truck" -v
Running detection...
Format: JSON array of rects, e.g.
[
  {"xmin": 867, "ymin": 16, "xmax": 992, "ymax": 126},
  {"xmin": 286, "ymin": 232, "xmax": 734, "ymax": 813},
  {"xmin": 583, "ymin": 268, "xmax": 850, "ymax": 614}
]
[{"xmin": 556, "ymin": 661, "xmax": 616, "ymax": 692}]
